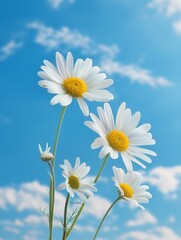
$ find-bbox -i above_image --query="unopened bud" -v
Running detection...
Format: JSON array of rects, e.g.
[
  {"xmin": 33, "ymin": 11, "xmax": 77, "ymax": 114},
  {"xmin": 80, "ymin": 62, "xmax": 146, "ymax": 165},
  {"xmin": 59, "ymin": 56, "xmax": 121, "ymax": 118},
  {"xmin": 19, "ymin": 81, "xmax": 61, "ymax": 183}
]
[{"xmin": 38, "ymin": 143, "xmax": 54, "ymax": 162}]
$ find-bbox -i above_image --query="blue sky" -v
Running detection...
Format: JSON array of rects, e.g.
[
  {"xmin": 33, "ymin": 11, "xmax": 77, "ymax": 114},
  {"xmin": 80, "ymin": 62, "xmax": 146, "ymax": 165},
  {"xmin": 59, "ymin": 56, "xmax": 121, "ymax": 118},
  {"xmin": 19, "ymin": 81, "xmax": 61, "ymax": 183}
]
[{"xmin": 1, "ymin": 0, "xmax": 181, "ymax": 239}]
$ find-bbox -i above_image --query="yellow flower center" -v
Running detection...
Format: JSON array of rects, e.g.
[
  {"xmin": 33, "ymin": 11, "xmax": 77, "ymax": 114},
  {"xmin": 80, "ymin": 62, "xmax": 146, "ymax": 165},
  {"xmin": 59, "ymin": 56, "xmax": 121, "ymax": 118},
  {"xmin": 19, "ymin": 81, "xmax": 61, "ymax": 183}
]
[
  {"xmin": 68, "ymin": 175, "xmax": 80, "ymax": 189},
  {"xmin": 63, "ymin": 77, "xmax": 87, "ymax": 97},
  {"xmin": 106, "ymin": 130, "xmax": 129, "ymax": 151},
  {"xmin": 120, "ymin": 183, "xmax": 133, "ymax": 198}
]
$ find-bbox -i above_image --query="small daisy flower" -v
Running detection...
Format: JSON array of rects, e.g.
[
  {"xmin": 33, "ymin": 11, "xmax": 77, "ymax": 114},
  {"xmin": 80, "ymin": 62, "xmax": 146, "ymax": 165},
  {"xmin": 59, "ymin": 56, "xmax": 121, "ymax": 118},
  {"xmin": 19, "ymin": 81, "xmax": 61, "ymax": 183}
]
[
  {"xmin": 85, "ymin": 102, "xmax": 156, "ymax": 171},
  {"xmin": 38, "ymin": 143, "xmax": 54, "ymax": 162},
  {"xmin": 57, "ymin": 158, "xmax": 97, "ymax": 203},
  {"xmin": 38, "ymin": 52, "xmax": 114, "ymax": 116},
  {"xmin": 112, "ymin": 166, "xmax": 152, "ymax": 210}
]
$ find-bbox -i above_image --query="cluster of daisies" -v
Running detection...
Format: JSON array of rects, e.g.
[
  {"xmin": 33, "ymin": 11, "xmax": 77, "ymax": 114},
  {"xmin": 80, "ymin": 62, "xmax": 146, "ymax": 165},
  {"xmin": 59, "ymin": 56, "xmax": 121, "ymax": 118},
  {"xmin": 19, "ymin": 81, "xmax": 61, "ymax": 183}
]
[{"xmin": 38, "ymin": 52, "xmax": 156, "ymax": 213}]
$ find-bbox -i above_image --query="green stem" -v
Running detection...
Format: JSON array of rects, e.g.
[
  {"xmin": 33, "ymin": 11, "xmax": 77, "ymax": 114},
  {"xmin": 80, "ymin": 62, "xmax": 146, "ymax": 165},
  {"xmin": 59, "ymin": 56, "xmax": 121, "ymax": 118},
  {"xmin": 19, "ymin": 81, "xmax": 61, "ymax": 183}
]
[
  {"xmin": 48, "ymin": 106, "xmax": 67, "ymax": 240},
  {"xmin": 94, "ymin": 154, "xmax": 109, "ymax": 184},
  {"xmin": 47, "ymin": 162, "xmax": 55, "ymax": 240},
  {"xmin": 52, "ymin": 106, "xmax": 67, "ymax": 168},
  {"xmin": 93, "ymin": 197, "xmax": 121, "ymax": 240},
  {"xmin": 66, "ymin": 154, "xmax": 109, "ymax": 238},
  {"xmin": 62, "ymin": 193, "xmax": 70, "ymax": 240}
]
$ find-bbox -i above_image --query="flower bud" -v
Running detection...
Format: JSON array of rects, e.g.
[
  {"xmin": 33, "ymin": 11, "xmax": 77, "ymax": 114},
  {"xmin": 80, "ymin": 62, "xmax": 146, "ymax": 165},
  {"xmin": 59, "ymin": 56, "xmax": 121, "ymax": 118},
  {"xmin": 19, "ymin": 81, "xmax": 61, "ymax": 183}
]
[{"xmin": 38, "ymin": 143, "xmax": 54, "ymax": 162}]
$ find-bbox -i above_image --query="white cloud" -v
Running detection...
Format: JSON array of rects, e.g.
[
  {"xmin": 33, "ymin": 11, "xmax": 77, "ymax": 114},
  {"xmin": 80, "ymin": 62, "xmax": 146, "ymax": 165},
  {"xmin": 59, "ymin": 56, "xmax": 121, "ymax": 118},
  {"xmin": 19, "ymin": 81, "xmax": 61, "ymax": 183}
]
[
  {"xmin": 84, "ymin": 195, "xmax": 112, "ymax": 219},
  {"xmin": 126, "ymin": 211, "xmax": 157, "ymax": 227},
  {"xmin": 4, "ymin": 226, "xmax": 19, "ymax": 234},
  {"xmin": 22, "ymin": 230, "xmax": 44, "ymax": 240},
  {"xmin": 119, "ymin": 226, "xmax": 181, "ymax": 240},
  {"xmin": 48, "ymin": 0, "xmax": 75, "ymax": 9},
  {"xmin": 148, "ymin": 0, "xmax": 181, "ymax": 34},
  {"xmin": 27, "ymin": 22, "xmax": 91, "ymax": 51},
  {"xmin": 27, "ymin": 21, "xmax": 171, "ymax": 87},
  {"xmin": 102, "ymin": 225, "xmax": 118, "ymax": 232},
  {"xmin": 148, "ymin": 0, "xmax": 181, "ymax": 16},
  {"xmin": 75, "ymin": 224, "xmax": 95, "ymax": 233},
  {"xmin": 27, "ymin": 22, "xmax": 119, "ymax": 60},
  {"xmin": 0, "ymin": 40, "xmax": 22, "ymax": 61},
  {"xmin": 101, "ymin": 59, "xmax": 172, "ymax": 87},
  {"xmin": 89, "ymin": 175, "xmax": 109, "ymax": 183},
  {"xmin": 0, "ymin": 181, "xmax": 65, "ymax": 214},
  {"xmin": 144, "ymin": 166, "xmax": 181, "ymax": 198},
  {"xmin": 173, "ymin": 19, "xmax": 181, "ymax": 34},
  {"xmin": 168, "ymin": 215, "xmax": 176, "ymax": 223}
]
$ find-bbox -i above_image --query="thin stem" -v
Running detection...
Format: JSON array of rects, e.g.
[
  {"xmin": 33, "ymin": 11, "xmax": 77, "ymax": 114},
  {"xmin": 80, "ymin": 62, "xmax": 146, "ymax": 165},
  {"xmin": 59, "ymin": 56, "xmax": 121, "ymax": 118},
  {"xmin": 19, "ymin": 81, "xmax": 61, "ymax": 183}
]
[
  {"xmin": 47, "ymin": 162, "xmax": 55, "ymax": 240},
  {"xmin": 66, "ymin": 154, "xmax": 109, "ymax": 238},
  {"xmin": 52, "ymin": 106, "xmax": 67, "ymax": 168},
  {"xmin": 94, "ymin": 154, "xmax": 109, "ymax": 184},
  {"xmin": 48, "ymin": 106, "xmax": 67, "ymax": 240},
  {"xmin": 93, "ymin": 197, "xmax": 121, "ymax": 240},
  {"xmin": 62, "ymin": 193, "xmax": 70, "ymax": 240}
]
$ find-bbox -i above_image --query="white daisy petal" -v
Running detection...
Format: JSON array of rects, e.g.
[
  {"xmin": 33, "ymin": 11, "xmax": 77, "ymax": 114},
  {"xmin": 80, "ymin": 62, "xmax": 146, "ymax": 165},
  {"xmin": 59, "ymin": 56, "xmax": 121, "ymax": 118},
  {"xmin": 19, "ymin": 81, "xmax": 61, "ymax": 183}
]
[
  {"xmin": 112, "ymin": 168, "xmax": 151, "ymax": 210},
  {"xmin": 86, "ymin": 102, "xmax": 156, "ymax": 170},
  {"xmin": 83, "ymin": 90, "xmax": 113, "ymax": 102},
  {"xmin": 41, "ymin": 66, "xmax": 61, "ymax": 84},
  {"xmin": 50, "ymin": 95, "xmax": 63, "ymax": 105},
  {"xmin": 58, "ymin": 158, "xmax": 96, "ymax": 203},
  {"xmin": 110, "ymin": 149, "xmax": 119, "ymax": 159},
  {"xmin": 112, "ymin": 167, "xmax": 125, "ymax": 183},
  {"xmin": 122, "ymin": 111, "xmax": 141, "ymax": 134},
  {"xmin": 99, "ymin": 146, "xmax": 110, "ymax": 159},
  {"xmin": 116, "ymin": 102, "xmax": 126, "ymax": 130},
  {"xmin": 91, "ymin": 137, "xmax": 107, "ymax": 149},
  {"xmin": 104, "ymin": 103, "xmax": 115, "ymax": 130},
  {"xmin": 59, "ymin": 95, "xmax": 72, "ymax": 106},
  {"xmin": 66, "ymin": 52, "xmax": 74, "ymax": 77},
  {"xmin": 76, "ymin": 192, "xmax": 88, "ymax": 203},
  {"xmin": 77, "ymin": 98, "xmax": 89, "ymax": 116},
  {"xmin": 38, "ymin": 52, "xmax": 113, "ymax": 114},
  {"xmin": 56, "ymin": 52, "xmax": 67, "ymax": 79},
  {"xmin": 121, "ymin": 152, "xmax": 133, "ymax": 172},
  {"xmin": 57, "ymin": 183, "xmax": 66, "ymax": 190}
]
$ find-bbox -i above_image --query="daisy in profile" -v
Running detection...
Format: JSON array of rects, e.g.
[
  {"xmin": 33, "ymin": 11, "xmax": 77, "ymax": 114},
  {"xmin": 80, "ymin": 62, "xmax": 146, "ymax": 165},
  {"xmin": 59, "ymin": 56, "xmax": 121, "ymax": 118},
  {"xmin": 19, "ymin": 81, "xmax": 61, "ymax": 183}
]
[
  {"xmin": 112, "ymin": 166, "xmax": 151, "ymax": 210},
  {"xmin": 85, "ymin": 102, "xmax": 156, "ymax": 171},
  {"xmin": 57, "ymin": 158, "xmax": 97, "ymax": 203},
  {"xmin": 38, "ymin": 52, "xmax": 113, "ymax": 116},
  {"xmin": 38, "ymin": 143, "xmax": 54, "ymax": 162}
]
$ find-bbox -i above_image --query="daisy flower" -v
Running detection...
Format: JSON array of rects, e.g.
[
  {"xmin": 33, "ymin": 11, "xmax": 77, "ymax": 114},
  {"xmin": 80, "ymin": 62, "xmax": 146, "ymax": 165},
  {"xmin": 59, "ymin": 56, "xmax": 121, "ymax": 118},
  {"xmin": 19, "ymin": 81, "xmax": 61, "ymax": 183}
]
[
  {"xmin": 57, "ymin": 158, "xmax": 97, "ymax": 203},
  {"xmin": 38, "ymin": 52, "xmax": 114, "ymax": 116},
  {"xmin": 38, "ymin": 143, "xmax": 54, "ymax": 162},
  {"xmin": 112, "ymin": 166, "xmax": 152, "ymax": 210},
  {"xmin": 85, "ymin": 102, "xmax": 156, "ymax": 171}
]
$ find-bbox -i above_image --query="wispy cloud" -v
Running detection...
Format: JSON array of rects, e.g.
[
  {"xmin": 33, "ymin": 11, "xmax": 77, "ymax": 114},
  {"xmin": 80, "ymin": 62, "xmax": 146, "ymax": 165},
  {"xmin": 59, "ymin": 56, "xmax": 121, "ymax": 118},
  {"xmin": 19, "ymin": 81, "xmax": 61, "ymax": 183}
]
[
  {"xmin": 126, "ymin": 211, "xmax": 157, "ymax": 227},
  {"xmin": 148, "ymin": 0, "xmax": 181, "ymax": 34},
  {"xmin": 75, "ymin": 224, "xmax": 95, "ymax": 233},
  {"xmin": 148, "ymin": 0, "xmax": 181, "ymax": 16},
  {"xmin": 168, "ymin": 215, "xmax": 176, "ymax": 223},
  {"xmin": 173, "ymin": 19, "xmax": 181, "ymax": 34},
  {"xmin": 4, "ymin": 226, "xmax": 19, "ymax": 234},
  {"xmin": 27, "ymin": 21, "xmax": 171, "ymax": 87},
  {"xmin": 84, "ymin": 195, "xmax": 111, "ymax": 219},
  {"xmin": 119, "ymin": 226, "xmax": 181, "ymax": 240},
  {"xmin": 27, "ymin": 21, "xmax": 119, "ymax": 59},
  {"xmin": 101, "ymin": 59, "xmax": 172, "ymax": 87},
  {"xmin": 27, "ymin": 22, "xmax": 91, "ymax": 52},
  {"xmin": 102, "ymin": 225, "xmax": 118, "ymax": 232},
  {"xmin": 0, "ymin": 40, "xmax": 23, "ymax": 61},
  {"xmin": 0, "ymin": 181, "xmax": 65, "ymax": 214},
  {"xmin": 144, "ymin": 165, "xmax": 181, "ymax": 198},
  {"xmin": 48, "ymin": 0, "xmax": 75, "ymax": 9}
]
